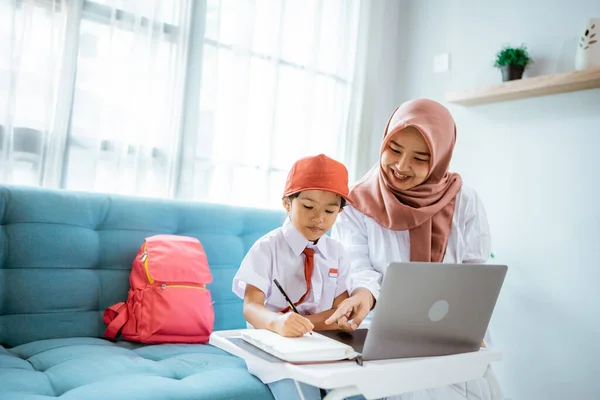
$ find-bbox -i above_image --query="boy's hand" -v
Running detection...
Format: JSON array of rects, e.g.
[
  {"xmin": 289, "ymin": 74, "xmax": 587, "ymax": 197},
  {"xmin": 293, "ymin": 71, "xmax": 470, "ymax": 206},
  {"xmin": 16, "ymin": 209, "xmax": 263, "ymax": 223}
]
[{"xmin": 272, "ymin": 313, "xmax": 314, "ymax": 337}]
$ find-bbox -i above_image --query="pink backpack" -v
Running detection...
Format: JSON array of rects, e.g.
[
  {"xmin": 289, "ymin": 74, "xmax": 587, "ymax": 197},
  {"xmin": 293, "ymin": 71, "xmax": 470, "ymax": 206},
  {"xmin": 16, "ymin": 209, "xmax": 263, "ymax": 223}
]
[{"xmin": 103, "ymin": 234, "xmax": 214, "ymax": 344}]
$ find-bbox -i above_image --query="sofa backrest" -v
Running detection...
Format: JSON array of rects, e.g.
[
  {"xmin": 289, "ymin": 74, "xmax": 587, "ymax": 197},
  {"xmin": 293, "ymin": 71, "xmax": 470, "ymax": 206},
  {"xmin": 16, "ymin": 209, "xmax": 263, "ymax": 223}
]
[{"xmin": 0, "ymin": 185, "xmax": 284, "ymax": 347}]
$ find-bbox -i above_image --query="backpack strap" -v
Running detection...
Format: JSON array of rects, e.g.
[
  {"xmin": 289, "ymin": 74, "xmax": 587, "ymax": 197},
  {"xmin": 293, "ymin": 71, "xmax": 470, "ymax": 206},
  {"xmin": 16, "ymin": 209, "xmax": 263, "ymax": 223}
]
[{"xmin": 103, "ymin": 302, "xmax": 128, "ymax": 339}]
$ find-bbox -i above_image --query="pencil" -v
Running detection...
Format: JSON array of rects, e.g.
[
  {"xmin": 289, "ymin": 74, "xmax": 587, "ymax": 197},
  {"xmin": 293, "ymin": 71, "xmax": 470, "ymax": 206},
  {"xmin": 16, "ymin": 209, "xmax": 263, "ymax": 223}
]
[{"xmin": 273, "ymin": 278, "xmax": 312, "ymax": 335}]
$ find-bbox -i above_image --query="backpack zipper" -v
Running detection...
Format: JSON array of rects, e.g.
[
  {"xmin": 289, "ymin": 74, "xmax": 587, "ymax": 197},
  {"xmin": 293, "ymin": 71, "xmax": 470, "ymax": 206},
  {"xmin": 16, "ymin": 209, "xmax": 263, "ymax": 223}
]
[
  {"xmin": 161, "ymin": 284, "xmax": 206, "ymax": 290},
  {"xmin": 141, "ymin": 243, "xmax": 154, "ymax": 284}
]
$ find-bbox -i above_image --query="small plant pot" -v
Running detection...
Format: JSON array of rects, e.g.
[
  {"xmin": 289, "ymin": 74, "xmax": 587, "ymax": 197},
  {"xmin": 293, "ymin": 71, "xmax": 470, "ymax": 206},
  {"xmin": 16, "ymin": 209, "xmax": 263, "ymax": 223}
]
[{"xmin": 500, "ymin": 64, "xmax": 525, "ymax": 82}]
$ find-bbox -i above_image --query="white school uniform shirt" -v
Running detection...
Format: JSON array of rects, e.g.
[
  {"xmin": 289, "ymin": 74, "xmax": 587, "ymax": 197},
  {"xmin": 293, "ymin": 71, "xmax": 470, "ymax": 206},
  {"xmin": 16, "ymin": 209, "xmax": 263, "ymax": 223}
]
[
  {"xmin": 331, "ymin": 185, "xmax": 494, "ymax": 400},
  {"xmin": 331, "ymin": 185, "xmax": 491, "ymax": 301},
  {"xmin": 232, "ymin": 217, "xmax": 350, "ymax": 316}
]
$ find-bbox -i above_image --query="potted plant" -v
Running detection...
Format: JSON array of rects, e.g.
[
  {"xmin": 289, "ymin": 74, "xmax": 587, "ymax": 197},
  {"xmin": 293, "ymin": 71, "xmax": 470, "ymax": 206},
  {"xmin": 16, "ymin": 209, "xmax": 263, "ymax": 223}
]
[{"xmin": 493, "ymin": 45, "xmax": 532, "ymax": 82}]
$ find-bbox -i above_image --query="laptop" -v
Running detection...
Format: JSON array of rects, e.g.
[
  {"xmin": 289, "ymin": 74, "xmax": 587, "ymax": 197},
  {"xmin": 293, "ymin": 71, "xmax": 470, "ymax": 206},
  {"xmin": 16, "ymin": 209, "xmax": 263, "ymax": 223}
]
[{"xmin": 316, "ymin": 262, "xmax": 507, "ymax": 362}]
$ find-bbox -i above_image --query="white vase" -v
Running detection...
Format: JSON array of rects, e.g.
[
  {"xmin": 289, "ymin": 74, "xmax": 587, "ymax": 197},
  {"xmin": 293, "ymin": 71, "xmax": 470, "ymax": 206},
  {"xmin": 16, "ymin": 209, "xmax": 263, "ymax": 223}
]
[{"xmin": 575, "ymin": 18, "xmax": 600, "ymax": 70}]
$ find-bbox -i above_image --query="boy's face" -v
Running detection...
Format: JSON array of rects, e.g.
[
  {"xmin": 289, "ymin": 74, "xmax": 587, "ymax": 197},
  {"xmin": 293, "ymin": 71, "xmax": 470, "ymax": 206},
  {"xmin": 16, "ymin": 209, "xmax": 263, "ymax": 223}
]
[{"xmin": 283, "ymin": 190, "xmax": 343, "ymax": 242}]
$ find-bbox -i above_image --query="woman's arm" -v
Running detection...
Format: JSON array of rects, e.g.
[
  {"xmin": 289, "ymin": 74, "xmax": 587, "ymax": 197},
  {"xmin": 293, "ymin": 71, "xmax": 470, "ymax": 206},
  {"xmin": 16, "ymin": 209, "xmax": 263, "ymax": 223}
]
[
  {"xmin": 462, "ymin": 189, "xmax": 492, "ymax": 264},
  {"xmin": 243, "ymin": 284, "xmax": 314, "ymax": 337},
  {"xmin": 331, "ymin": 206, "xmax": 383, "ymax": 300},
  {"xmin": 461, "ymin": 189, "xmax": 492, "ymax": 348},
  {"xmin": 305, "ymin": 291, "xmax": 350, "ymax": 331},
  {"xmin": 327, "ymin": 207, "xmax": 380, "ymax": 329}
]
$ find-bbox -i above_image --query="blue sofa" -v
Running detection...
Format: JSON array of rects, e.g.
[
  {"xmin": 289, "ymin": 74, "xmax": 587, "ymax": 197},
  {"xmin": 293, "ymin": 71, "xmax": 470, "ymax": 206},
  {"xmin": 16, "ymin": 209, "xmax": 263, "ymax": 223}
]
[{"xmin": 0, "ymin": 185, "xmax": 285, "ymax": 399}]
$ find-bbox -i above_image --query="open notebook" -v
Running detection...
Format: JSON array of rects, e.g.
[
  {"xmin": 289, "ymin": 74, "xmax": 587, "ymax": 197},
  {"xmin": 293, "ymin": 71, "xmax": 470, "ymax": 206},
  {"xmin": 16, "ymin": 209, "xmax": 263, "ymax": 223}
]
[{"xmin": 241, "ymin": 329, "xmax": 360, "ymax": 363}]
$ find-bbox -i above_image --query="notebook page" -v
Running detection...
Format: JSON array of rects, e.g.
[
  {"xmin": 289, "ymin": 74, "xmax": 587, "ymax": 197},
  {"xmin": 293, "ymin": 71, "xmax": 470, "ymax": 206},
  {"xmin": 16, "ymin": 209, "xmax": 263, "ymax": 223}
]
[{"xmin": 242, "ymin": 330, "xmax": 351, "ymax": 355}]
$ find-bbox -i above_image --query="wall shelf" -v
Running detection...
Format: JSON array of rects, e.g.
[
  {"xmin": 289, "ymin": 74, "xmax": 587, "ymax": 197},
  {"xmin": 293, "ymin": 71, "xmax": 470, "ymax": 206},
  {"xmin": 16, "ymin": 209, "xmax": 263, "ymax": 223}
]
[{"xmin": 445, "ymin": 67, "xmax": 600, "ymax": 106}]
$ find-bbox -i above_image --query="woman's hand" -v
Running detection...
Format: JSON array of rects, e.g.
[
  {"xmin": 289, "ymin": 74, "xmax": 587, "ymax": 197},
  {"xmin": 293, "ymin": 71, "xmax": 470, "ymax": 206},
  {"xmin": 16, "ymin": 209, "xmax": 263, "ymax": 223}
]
[
  {"xmin": 272, "ymin": 312, "xmax": 314, "ymax": 337},
  {"xmin": 324, "ymin": 288, "xmax": 374, "ymax": 330}
]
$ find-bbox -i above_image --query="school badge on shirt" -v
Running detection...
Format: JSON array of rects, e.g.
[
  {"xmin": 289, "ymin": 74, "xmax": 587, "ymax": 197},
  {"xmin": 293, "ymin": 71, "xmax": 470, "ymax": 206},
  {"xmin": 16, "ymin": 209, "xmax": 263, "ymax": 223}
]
[{"xmin": 328, "ymin": 268, "xmax": 338, "ymax": 278}]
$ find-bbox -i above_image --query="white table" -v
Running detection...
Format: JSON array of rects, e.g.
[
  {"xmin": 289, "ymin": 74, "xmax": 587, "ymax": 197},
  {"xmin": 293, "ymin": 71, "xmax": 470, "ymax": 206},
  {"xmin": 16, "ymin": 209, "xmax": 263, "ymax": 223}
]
[{"xmin": 210, "ymin": 329, "xmax": 504, "ymax": 400}]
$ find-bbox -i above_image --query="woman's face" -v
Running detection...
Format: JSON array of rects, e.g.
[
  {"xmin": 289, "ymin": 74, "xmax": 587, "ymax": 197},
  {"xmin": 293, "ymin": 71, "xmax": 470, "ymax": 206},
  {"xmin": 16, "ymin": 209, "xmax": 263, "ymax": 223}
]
[{"xmin": 380, "ymin": 126, "xmax": 431, "ymax": 191}]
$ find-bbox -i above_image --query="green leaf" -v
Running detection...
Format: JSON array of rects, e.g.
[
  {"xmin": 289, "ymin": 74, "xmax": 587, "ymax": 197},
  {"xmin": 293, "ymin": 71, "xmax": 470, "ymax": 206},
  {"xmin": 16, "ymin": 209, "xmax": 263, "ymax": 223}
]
[{"xmin": 493, "ymin": 44, "xmax": 532, "ymax": 68}]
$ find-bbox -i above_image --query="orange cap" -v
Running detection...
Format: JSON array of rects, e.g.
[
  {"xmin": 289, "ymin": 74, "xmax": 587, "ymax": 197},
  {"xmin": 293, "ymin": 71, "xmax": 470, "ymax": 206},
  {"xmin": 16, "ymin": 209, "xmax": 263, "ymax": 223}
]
[{"xmin": 282, "ymin": 154, "xmax": 351, "ymax": 203}]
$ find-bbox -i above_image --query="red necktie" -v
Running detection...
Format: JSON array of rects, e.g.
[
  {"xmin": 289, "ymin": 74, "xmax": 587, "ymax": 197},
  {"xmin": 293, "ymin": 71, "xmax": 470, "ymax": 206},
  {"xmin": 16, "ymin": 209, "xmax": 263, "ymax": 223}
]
[{"xmin": 280, "ymin": 247, "xmax": 315, "ymax": 313}]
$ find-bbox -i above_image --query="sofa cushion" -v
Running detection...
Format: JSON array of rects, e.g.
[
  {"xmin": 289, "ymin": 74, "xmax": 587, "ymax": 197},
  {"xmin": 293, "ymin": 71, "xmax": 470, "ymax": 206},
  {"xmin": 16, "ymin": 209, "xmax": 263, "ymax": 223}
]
[
  {"xmin": 0, "ymin": 337, "xmax": 273, "ymax": 400},
  {"xmin": 0, "ymin": 185, "xmax": 285, "ymax": 347}
]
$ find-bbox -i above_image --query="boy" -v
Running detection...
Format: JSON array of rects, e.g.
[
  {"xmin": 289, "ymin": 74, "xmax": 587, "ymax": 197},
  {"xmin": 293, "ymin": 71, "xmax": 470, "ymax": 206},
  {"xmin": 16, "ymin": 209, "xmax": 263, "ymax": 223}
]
[{"xmin": 232, "ymin": 154, "xmax": 353, "ymax": 400}]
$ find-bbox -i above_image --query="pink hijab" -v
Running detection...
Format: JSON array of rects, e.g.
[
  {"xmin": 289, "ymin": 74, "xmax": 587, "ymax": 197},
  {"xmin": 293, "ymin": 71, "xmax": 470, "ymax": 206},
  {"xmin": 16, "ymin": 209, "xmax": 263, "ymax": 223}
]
[{"xmin": 350, "ymin": 99, "xmax": 462, "ymax": 262}]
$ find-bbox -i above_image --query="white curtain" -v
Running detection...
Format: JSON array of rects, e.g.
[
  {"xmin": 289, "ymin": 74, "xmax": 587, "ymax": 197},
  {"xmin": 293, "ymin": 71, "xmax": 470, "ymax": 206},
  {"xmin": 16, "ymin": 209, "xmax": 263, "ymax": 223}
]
[
  {"xmin": 63, "ymin": 0, "xmax": 192, "ymax": 198},
  {"xmin": 0, "ymin": 0, "xmax": 68, "ymax": 186},
  {"xmin": 344, "ymin": 0, "xmax": 411, "ymax": 184},
  {"xmin": 190, "ymin": 0, "xmax": 362, "ymax": 209},
  {"xmin": 0, "ymin": 0, "xmax": 369, "ymax": 210}
]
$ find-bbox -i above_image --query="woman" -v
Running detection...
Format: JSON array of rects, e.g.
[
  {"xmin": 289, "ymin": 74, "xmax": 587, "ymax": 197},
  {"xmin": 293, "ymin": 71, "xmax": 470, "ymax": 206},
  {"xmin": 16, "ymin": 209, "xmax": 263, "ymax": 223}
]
[{"xmin": 328, "ymin": 98, "xmax": 493, "ymax": 400}]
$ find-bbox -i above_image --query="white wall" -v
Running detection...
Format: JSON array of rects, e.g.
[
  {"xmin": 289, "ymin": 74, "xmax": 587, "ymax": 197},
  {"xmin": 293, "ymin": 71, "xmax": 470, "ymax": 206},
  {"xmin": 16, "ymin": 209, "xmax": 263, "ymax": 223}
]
[{"xmin": 392, "ymin": 1, "xmax": 600, "ymax": 399}]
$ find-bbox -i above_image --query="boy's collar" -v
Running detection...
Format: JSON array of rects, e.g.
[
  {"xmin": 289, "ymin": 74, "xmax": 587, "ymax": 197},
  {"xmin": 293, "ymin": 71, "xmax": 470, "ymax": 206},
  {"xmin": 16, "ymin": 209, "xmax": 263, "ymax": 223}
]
[{"xmin": 282, "ymin": 217, "xmax": 329, "ymax": 259}]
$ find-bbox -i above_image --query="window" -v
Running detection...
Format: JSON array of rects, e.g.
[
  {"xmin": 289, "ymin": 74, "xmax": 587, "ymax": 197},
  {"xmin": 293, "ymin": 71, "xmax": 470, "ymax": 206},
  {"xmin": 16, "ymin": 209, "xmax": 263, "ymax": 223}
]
[
  {"xmin": 192, "ymin": 0, "xmax": 360, "ymax": 209},
  {"xmin": 0, "ymin": 0, "xmax": 362, "ymax": 210},
  {"xmin": 0, "ymin": 0, "xmax": 67, "ymax": 186},
  {"xmin": 63, "ymin": 0, "xmax": 188, "ymax": 197}
]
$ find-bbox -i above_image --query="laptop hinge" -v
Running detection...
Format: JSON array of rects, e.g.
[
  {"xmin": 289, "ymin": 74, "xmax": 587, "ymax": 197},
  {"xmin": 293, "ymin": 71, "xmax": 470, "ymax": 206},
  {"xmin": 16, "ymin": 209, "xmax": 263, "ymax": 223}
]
[{"xmin": 349, "ymin": 353, "xmax": 363, "ymax": 366}]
